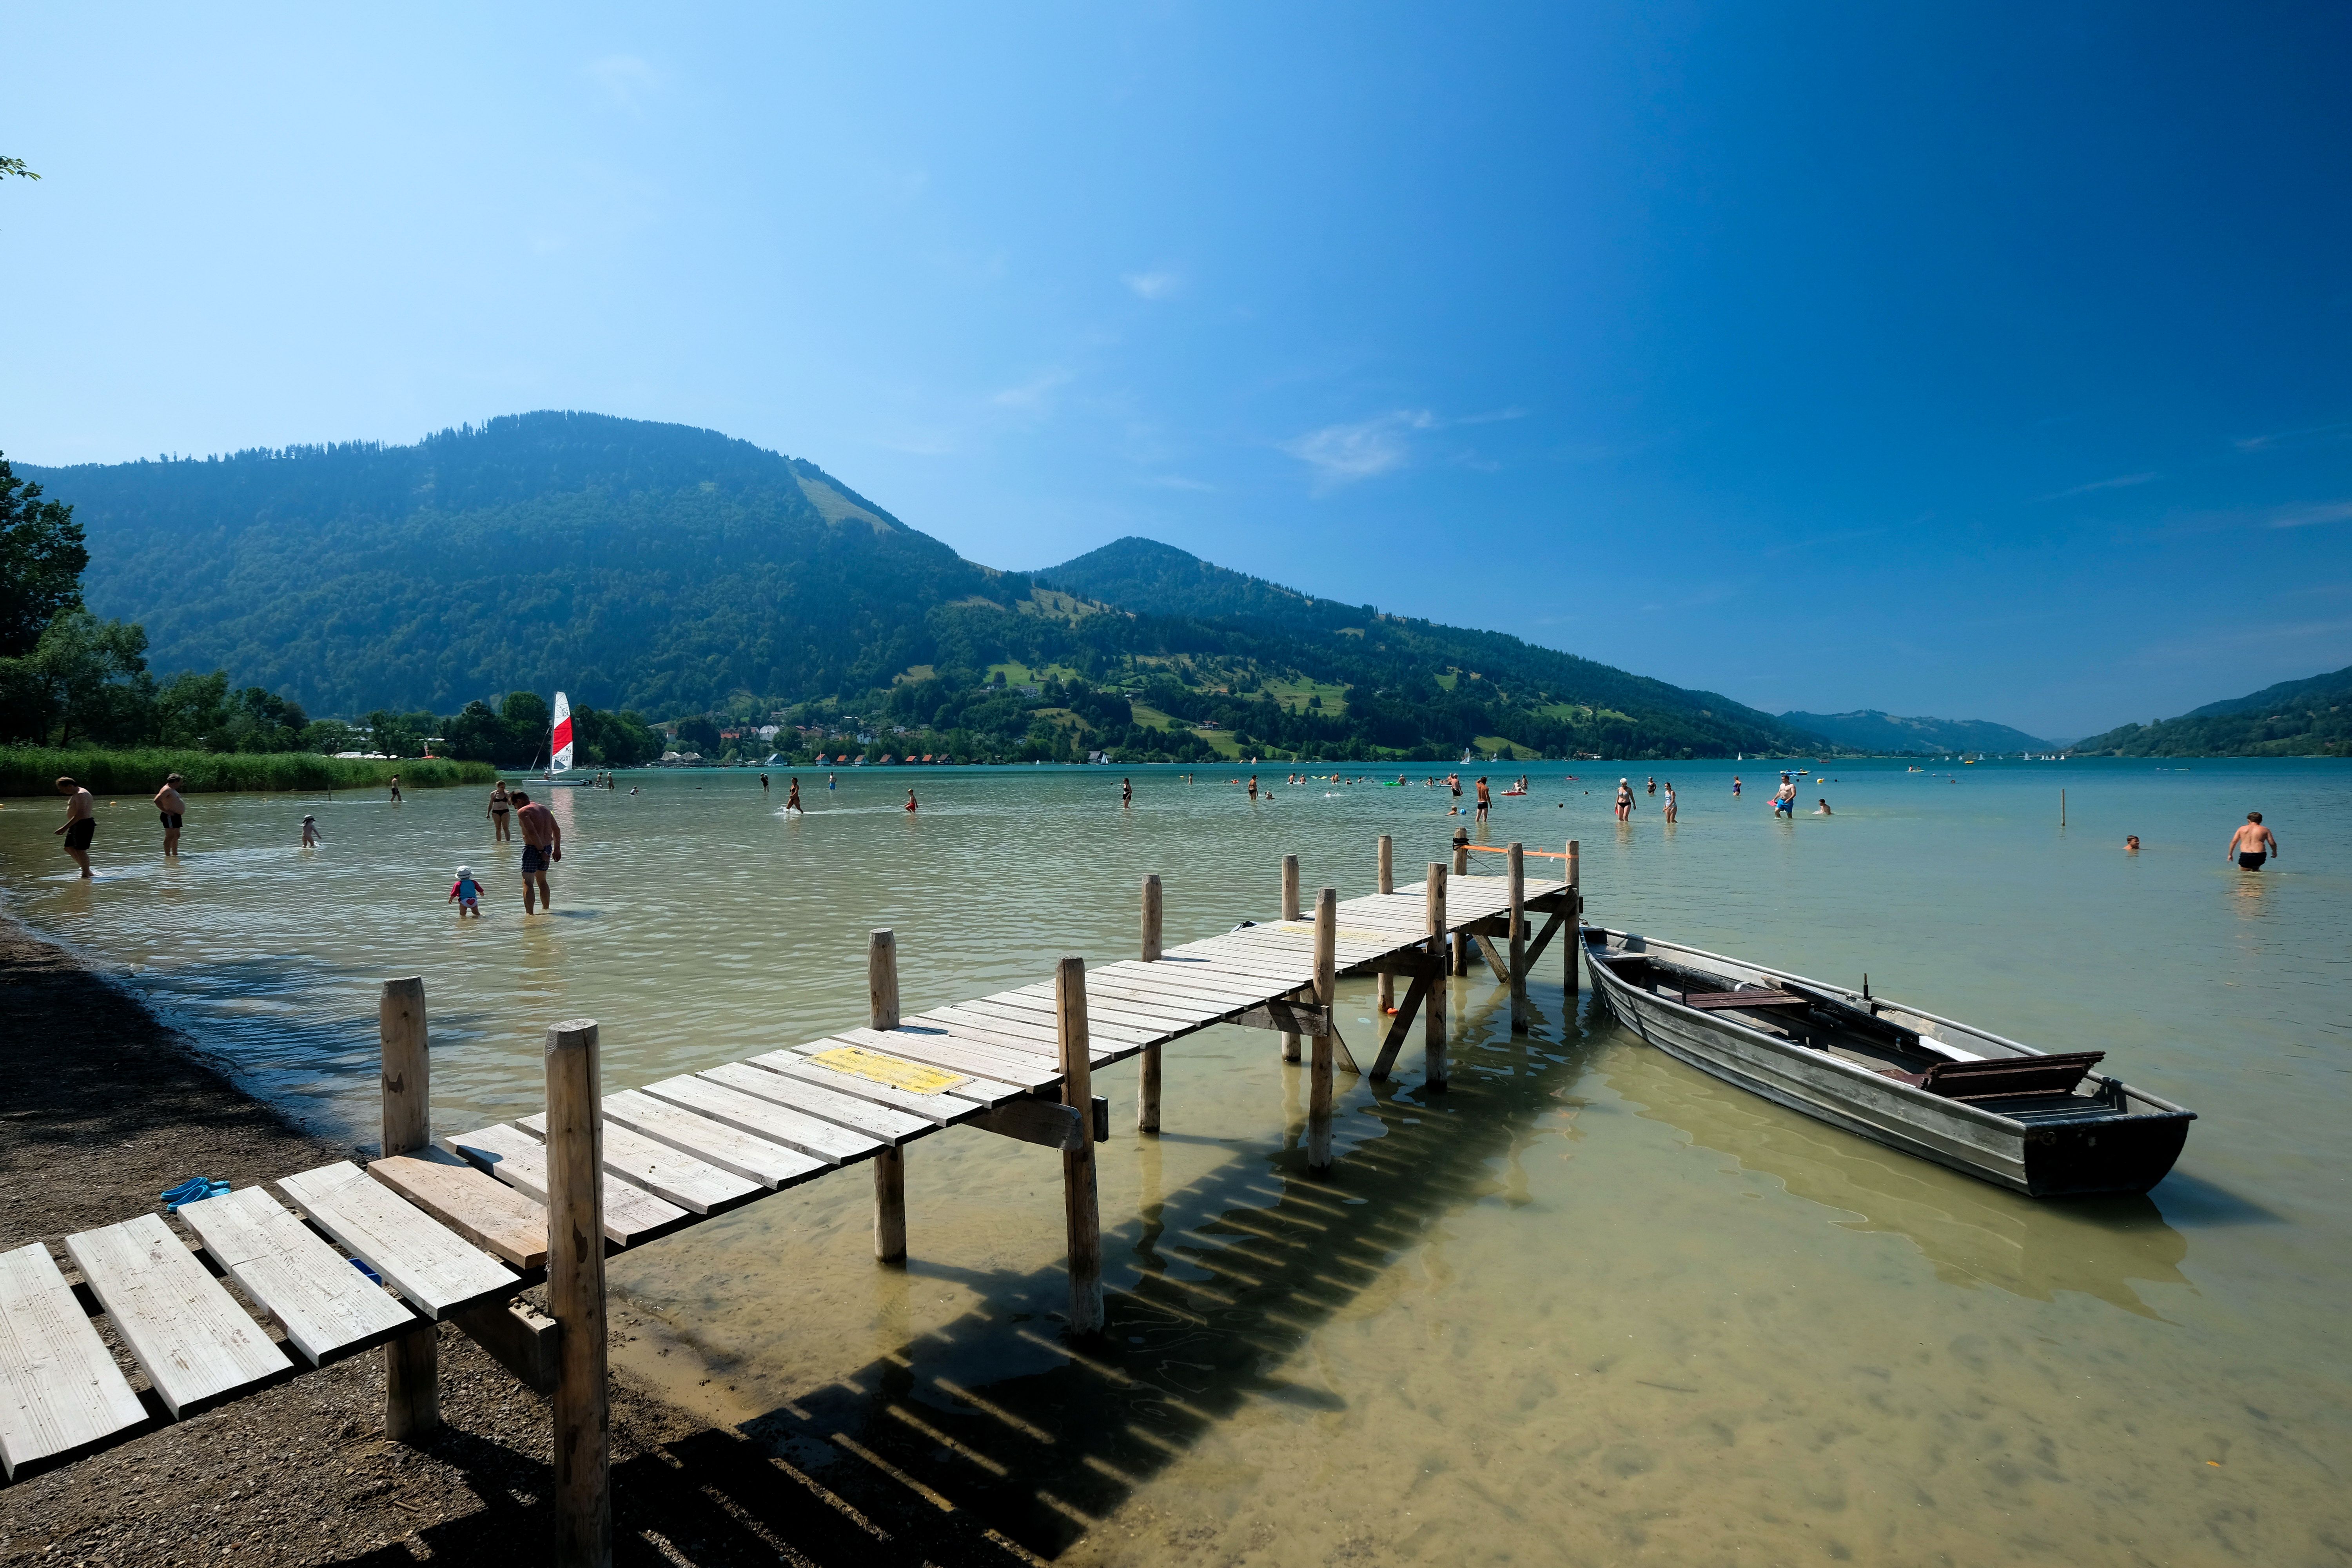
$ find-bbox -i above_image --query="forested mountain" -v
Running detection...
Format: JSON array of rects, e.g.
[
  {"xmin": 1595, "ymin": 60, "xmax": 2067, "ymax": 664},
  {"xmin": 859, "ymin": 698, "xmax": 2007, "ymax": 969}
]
[
  {"xmin": 26, "ymin": 413, "xmax": 1819, "ymax": 762},
  {"xmin": 1777, "ymin": 708, "xmax": 2051, "ymax": 755},
  {"xmin": 2069, "ymin": 664, "xmax": 2352, "ymax": 757}
]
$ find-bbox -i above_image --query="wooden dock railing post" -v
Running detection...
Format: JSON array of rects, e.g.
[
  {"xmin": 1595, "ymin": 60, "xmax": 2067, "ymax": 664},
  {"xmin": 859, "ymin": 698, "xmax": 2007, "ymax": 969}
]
[
  {"xmin": 547, "ymin": 1018, "xmax": 611, "ymax": 1568},
  {"xmin": 868, "ymin": 929, "xmax": 907, "ymax": 1263},
  {"xmin": 1425, "ymin": 865, "xmax": 1448, "ymax": 1089},
  {"xmin": 1565, "ymin": 840, "xmax": 1580, "ymax": 995},
  {"xmin": 1308, "ymin": 887, "xmax": 1338, "ymax": 1174},
  {"xmin": 1057, "ymin": 956, "xmax": 1104, "ymax": 1335},
  {"xmin": 1279, "ymin": 854, "xmax": 1302, "ymax": 1062},
  {"xmin": 378, "ymin": 976, "xmax": 439, "ymax": 1442},
  {"xmin": 1138, "ymin": 875, "xmax": 1163, "ymax": 1134},
  {"xmin": 1450, "ymin": 831, "xmax": 1470, "ymax": 976},
  {"xmin": 1508, "ymin": 842, "xmax": 1528, "ymax": 1032},
  {"xmin": 1376, "ymin": 835, "xmax": 1394, "ymax": 1019}
]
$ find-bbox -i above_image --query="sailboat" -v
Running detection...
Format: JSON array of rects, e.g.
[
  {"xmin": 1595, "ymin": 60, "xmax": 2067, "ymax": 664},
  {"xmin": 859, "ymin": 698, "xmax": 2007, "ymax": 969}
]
[{"xmin": 539, "ymin": 691, "xmax": 591, "ymax": 785}]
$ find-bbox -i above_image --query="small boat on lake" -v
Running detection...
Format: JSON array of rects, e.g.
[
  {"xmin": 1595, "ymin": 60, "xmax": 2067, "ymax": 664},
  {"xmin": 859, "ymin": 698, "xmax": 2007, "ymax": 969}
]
[{"xmin": 1583, "ymin": 926, "xmax": 2192, "ymax": 1196}]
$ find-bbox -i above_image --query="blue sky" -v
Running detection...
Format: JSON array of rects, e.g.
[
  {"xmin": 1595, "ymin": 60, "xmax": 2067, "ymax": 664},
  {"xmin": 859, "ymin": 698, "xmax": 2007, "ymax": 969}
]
[{"xmin": 5, "ymin": 3, "xmax": 2348, "ymax": 739}]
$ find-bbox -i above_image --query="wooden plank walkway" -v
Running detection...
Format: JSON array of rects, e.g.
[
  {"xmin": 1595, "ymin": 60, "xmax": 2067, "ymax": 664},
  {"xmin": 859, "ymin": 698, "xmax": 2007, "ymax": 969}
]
[{"xmin": 2, "ymin": 863, "xmax": 1573, "ymax": 1499}]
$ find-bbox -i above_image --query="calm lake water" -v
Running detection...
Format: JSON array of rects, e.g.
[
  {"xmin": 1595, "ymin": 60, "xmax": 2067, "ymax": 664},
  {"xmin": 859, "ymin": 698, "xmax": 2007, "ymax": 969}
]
[{"xmin": 3, "ymin": 757, "xmax": 2347, "ymax": 1564}]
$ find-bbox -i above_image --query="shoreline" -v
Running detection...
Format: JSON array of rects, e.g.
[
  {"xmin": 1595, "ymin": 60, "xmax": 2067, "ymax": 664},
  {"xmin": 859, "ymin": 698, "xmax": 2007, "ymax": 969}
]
[{"xmin": 0, "ymin": 915, "xmax": 1007, "ymax": 1566}]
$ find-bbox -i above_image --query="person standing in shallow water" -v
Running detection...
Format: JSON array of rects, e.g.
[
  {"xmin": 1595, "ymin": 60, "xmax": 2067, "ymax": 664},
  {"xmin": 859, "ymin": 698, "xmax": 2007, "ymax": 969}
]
[
  {"xmin": 388, "ymin": 773, "xmax": 403, "ymax": 804},
  {"xmin": 2228, "ymin": 812, "xmax": 2278, "ymax": 871},
  {"xmin": 54, "ymin": 777, "xmax": 96, "ymax": 878},
  {"xmin": 1121, "ymin": 777, "xmax": 1132, "ymax": 810},
  {"xmin": 784, "ymin": 777, "xmax": 802, "ymax": 814},
  {"xmin": 153, "ymin": 772, "xmax": 187, "ymax": 857},
  {"xmin": 513, "ymin": 790, "xmax": 561, "ymax": 913},
  {"xmin": 489, "ymin": 780, "xmax": 512, "ymax": 842}
]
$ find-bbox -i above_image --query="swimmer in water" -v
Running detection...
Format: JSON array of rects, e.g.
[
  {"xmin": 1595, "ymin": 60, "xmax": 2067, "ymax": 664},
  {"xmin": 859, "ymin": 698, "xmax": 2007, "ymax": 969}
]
[
  {"xmin": 1122, "ymin": 777, "xmax": 1132, "ymax": 810},
  {"xmin": 2227, "ymin": 811, "xmax": 2278, "ymax": 870},
  {"xmin": 1815, "ymin": 798, "xmax": 1832, "ymax": 815},
  {"xmin": 905, "ymin": 788, "xmax": 918, "ymax": 814},
  {"xmin": 785, "ymin": 777, "xmax": 802, "ymax": 813},
  {"xmin": 2125, "ymin": 835, "xmax": 2140, "ymax": 854}
]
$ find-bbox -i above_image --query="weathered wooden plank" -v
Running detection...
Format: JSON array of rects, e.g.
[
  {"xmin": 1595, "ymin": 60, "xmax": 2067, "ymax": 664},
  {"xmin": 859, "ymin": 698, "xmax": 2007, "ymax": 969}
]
[
  {"xmin": 367, "ymin": 1154, "xmax": 549, "ymax": 1269},
  {"xmin": 64, "ymin": 1213, "xmax": 290, "ymax": 1419},
  {"xmin": 277, "ymin": 1162, "xmax": 518, "ymax": 1321},
  {"xmin": 1085, "ymin": 964, "xmax": 1288, "ymax": 1007},
  {"xmin": 971, "ymin": 1097, "xmax": 1087, "ymax": 1152},
  {"xmin": 0, "ymin": 1242, "xmax": 146, "ymax": 1477},
  {"xmin": 443, "ymin": 1125, "xmax": 692, "ymax": 1247},
  {"xmin": 699, "ymin": 1061, "xmax": 932, "ymax": 1146},
  {"xmin": 601, "ymin": 1090, "xmax": 831, "ymax": 1189},
  {"xmin": 517, "ymin": 1112, "xmax": 761, "ymax": 1216},
  {"xmin": 1367, "ymin": 970, "xmax": 1434, "ymax": 1082},
  {"xmin": 178, "ymin": 1186, "xmax": 418, "ymax": 1366},
  {"xmin": 959, "ymin": 994, "xmax": 1166, "ymax": 1045},
  {"xmin": 890, "ymin": 1008, "xmax": 1065, "ymax": 1059},
  {"xmin": 1011, "ymin": 981, "xmax": 1225, "ymax": 1032},
  {"xmin": 1061, "ymin": 973, "xmax": 1264, "ymax": 1018},
  {"xmin": 832, "ymin": 1025, "xmax": 1061, "ymax": 1090},
  {"xmin": 644, "ymin": 1074, "xmax": 883, "ymax": 1165},
  {"xmin": 748, "ymin": 1050, "xmax": 987, "ymax": 1125}
]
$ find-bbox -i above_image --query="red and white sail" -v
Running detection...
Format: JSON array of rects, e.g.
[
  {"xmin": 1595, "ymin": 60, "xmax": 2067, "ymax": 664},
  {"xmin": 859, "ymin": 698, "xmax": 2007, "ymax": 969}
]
[{"xmin": 550, "ymin": 691, "xmax": 575, "ymax": 774}]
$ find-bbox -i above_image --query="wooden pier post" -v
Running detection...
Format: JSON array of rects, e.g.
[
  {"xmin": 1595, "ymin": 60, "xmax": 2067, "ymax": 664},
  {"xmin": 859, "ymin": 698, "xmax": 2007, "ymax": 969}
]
[
  {"xmin": 1308, "ymin": 887, "xmax": 1338, "ymax": 1174},
  {"xmin": 1451, "ymin": 831, "xmax": 1470, "ymax": 976},
  {"xmin": 1376, "ymin": 835, "xmax": 1395, "ymax": 1018},
  {"xmin": 1425, "ymin": 865, "xmax": 1448, "ymax": 1089},
  {"xmin": 1508, "ymin": 842, "xmax": 1528, "ymax": 1032},
  {"xmin": 1279, "ymin": 854, "xmax": 1302, "ymax": 1062},
  {"xmin": 868, "ymin": 930, "xmax": 907, "ymax": 1263},
  {"xmin": 1565, "ymin": 840, "xmax": 1581, "ymax": 995},
  {"xmin": 1057, "ymin": 956, "xmax": 1104, "ymax": 1335},
  {"xmin": 378, "ymin": 976, "xmax": 439, "ymax": 1442},
  {"xmin": 547, "ymin": 1018, "xmax": 611, "ymax": 1568},
  {"xmin": 1138, "ymin": 874, "xmax": 1163, "ymax": 1134}
]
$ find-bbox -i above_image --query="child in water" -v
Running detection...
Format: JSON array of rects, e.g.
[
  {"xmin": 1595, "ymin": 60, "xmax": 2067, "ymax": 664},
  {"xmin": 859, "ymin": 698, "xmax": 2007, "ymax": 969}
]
[
  {"xmin": 300, "ymin": 815, "xmax": 324, "ymax": 847},
  {"xmin": 449, "ymin": 865, "xmax": 484, "ymax": 917}
]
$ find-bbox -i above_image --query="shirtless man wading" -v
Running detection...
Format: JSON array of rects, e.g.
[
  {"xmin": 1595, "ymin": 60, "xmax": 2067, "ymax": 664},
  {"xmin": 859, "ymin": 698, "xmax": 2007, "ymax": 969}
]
[
  {"xmin": 2227, "ymin": 812, "xmax": 2279, "ymax": 871},
  {"xmin": 54, "ymin": 777, "xmax": 96, "ymax": 878},
  {"xmin": 513, "ymin": 791, "xmax": 562, "ymax": 912},
  {"xmin": 153, "ymin": 772, "xmax": 187, "ymax": 857}
]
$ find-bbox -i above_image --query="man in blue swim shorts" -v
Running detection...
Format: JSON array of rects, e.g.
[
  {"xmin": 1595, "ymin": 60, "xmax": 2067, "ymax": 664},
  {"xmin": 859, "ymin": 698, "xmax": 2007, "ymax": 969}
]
[{"xmin": 512, "ymin": 790, "xmax": 562, "ymax": 913}]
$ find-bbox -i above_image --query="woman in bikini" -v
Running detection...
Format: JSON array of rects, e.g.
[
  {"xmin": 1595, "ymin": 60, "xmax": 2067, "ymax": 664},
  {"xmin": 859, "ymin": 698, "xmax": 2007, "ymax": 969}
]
[{"xmin": 489, "ymin": 781, "xmax": 512, "ymax": 841}]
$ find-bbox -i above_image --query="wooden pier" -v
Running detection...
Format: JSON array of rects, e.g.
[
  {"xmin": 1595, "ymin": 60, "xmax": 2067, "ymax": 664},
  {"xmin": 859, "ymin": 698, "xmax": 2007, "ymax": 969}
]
[{"xmin": 0, "ymin": 838, "xmax": 1578, "ymax": 1565}]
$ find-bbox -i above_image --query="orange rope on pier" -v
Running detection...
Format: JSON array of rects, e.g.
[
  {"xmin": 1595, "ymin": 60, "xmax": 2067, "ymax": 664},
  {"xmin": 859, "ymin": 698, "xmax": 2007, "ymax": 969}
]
[{"xmin": 1468, "ymin": 845, "xmax": 1567, "ymax": 858}]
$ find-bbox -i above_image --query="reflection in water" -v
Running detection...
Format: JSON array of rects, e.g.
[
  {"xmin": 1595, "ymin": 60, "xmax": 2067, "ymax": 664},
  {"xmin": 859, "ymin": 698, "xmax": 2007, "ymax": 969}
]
[
  {"xmin": 7, "ymin": 759, "xmax": 2352, "ymax": 1563},
  {"xmin": 1602, "ymin": 1038, "xmax": 2189, "ymax": 1316}
]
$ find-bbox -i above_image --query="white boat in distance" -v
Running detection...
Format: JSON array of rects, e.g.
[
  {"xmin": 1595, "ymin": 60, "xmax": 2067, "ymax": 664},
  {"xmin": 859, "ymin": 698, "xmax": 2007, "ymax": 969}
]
[{"xmin": 539, "ymin": 691, "xmax": 591, "ymax": 784}]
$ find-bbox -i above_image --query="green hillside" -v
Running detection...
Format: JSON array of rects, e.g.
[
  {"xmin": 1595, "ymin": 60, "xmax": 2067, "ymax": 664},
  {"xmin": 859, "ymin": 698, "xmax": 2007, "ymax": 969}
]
[
  {"xmin": 25, "ymin": 414, "xmax": 1814, "ymax": 764},
  {"xmin": 2069, "ymin": 664, "xmax": 2352, "ymax": 757},
  {"xmin": 1778, "ymin": 708, "xmax": 2050, "ymax": 755}
]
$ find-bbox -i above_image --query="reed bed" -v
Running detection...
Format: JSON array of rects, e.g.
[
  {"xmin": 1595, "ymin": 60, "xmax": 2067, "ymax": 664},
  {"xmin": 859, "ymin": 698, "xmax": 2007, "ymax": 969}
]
[{"xmin": 0, "ymin": 748, "xmax": 494, "ymax": 797}]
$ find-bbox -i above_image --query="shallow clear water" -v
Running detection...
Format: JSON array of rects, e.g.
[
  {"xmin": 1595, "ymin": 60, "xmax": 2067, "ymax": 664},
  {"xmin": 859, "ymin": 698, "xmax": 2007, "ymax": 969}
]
[{"xmin": 3, "ymin": 758, "xmax": 2346, "ymax": 1563}]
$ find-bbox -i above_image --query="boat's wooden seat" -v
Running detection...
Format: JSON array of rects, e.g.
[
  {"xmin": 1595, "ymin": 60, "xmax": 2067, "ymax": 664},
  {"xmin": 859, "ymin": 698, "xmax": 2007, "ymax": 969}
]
[
  {"xmin": 1892, "ymin": 1051, "xmax": 2105, "ymax": 1102},
  {"xmin": 1679, "ymin": 989, "xmax": 1808, "ymax": 1011}
]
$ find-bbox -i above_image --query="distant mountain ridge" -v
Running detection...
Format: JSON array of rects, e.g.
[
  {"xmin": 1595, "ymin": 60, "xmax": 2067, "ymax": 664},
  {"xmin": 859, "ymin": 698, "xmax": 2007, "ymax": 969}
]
[
  {"xmin": 22, "ymin": 414, "xmax": 1813, "ymax": 759},
  {"xmin": 1778, "ymin": 708, "xmax": 2052, "ymax": 755},
  {"xmin": 2070, "ymin": 663, "xmax": 2352, "ymax": 757}
]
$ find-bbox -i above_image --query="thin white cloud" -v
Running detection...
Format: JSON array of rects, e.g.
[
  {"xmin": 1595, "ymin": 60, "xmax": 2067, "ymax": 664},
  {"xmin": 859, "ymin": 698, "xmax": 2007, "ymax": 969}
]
[
  {"xmin": 1122, "ymin": 270, "xmax": 1181, "ymax": 301},
  {"xmin": 1144, "ymin": 475, "xmax": 1215, "ymax": 492},
  {"xmin": 989, "ymin": 368, "xmax": 1075, "ymax": 410},
  {"xmin": 586, "ymin": 55, "xmax": 665, "ymax": 115},
  {"xmin": 2034, "ymin": 472, "xmax": 2160, "ymax": 502},
  {"xmin": 2235, "ymin": 419, "xmax": 2352, "ymax": 453},
  {"xmin": 2269, "ymin": 500, "xmax": 2352, "ymax": 529},
  {"xmin": 1281, "ymin": 410, "xmax": 1438, "ymax": 491}
]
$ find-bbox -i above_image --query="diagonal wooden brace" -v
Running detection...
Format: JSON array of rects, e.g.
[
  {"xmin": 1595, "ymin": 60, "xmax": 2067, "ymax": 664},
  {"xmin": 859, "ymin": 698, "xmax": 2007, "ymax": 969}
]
[
  {"xmin": 1367, "ymin": 969, "xmax": 1433, "ymax": 1081},
  {"xmin": 1474, "ymin": 933, "xmax": 1513, "ymax": 985},
  {"xmin": 1522, "ymin": 910, "xmax": 1566, "ymax": 973},
  {"xmin": 1232, "ymin": 1000, "xmax": 1332, "ymax": 1035}
]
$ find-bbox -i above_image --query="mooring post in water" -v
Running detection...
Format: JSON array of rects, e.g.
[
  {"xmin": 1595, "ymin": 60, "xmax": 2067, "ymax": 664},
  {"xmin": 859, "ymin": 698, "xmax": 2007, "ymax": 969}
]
[
  {"xmin": 377, "ymin": 976, "xmax": 439, "ymax": 1442},
  {"xmin": 1308, "ymin": 887, "xmax": 1338, "ymax": 1172},
  {"xmin": 868, "ymin": 929, "xmax": 907, "ymax": 1263},
  {"xmin": 546, "ymin": 1017, "xmax": 612, "ymax": 1568},
  {"xmin": 1508, "ymin": 842, "xmax": 1528, "ymax": 1032},
  {"xmin": 1565, "ymin": 840, "xmax": 1581, "ymax": 995},
  {"xmin": 1138, "ymin": 874, "xmax": 1163, "ymax": 1134},
  {"xmin": 1425, "ymin": 865, "xmax": 1448, "ymax": 1089},
  {"xmin": 2062, "ymin": 789, "xmax": 2067, "ymax": 828},
  {"xmin": 1376, "ymin": 835, "xmax": 1395, "ymax": 1018},
  {"xmin": 1451, "ymin": 830, "xmax": 1471, "ymax": 976},
  {"xmin": 1279, "ymin": 853, "xmax": 1302, "ymax": 1062},
  {"xmin": 1057, "ymin": 956, "xmax": 1104, "ymax": 1334}
]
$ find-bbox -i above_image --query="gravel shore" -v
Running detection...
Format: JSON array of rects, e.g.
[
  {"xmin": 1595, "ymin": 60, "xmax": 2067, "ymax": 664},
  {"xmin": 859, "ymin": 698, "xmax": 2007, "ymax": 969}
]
[{"xmin": 0, "ymin": 918, "xmax": 1012, "ymax": 1566}]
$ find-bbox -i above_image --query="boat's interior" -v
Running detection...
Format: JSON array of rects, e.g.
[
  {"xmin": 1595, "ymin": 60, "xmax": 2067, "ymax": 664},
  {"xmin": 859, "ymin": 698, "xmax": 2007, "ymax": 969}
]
[{"xmin": 1585, "ymin": 933, "xmax": 2138, "ymax": 1122}]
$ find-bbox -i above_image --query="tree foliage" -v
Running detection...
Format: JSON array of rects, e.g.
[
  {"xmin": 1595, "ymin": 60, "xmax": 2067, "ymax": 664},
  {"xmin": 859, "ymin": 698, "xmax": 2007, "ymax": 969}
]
[{"xmin": 0, "ymin": 452, "xmax": 89, "ymax": 658}]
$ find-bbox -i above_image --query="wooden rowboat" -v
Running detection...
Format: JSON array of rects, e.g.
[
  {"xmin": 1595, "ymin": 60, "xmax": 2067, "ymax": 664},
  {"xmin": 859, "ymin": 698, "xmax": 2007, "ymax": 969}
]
[{"xmin": 1583, "ymin": 925, "xmax": 2192, "ymax": 1197}]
